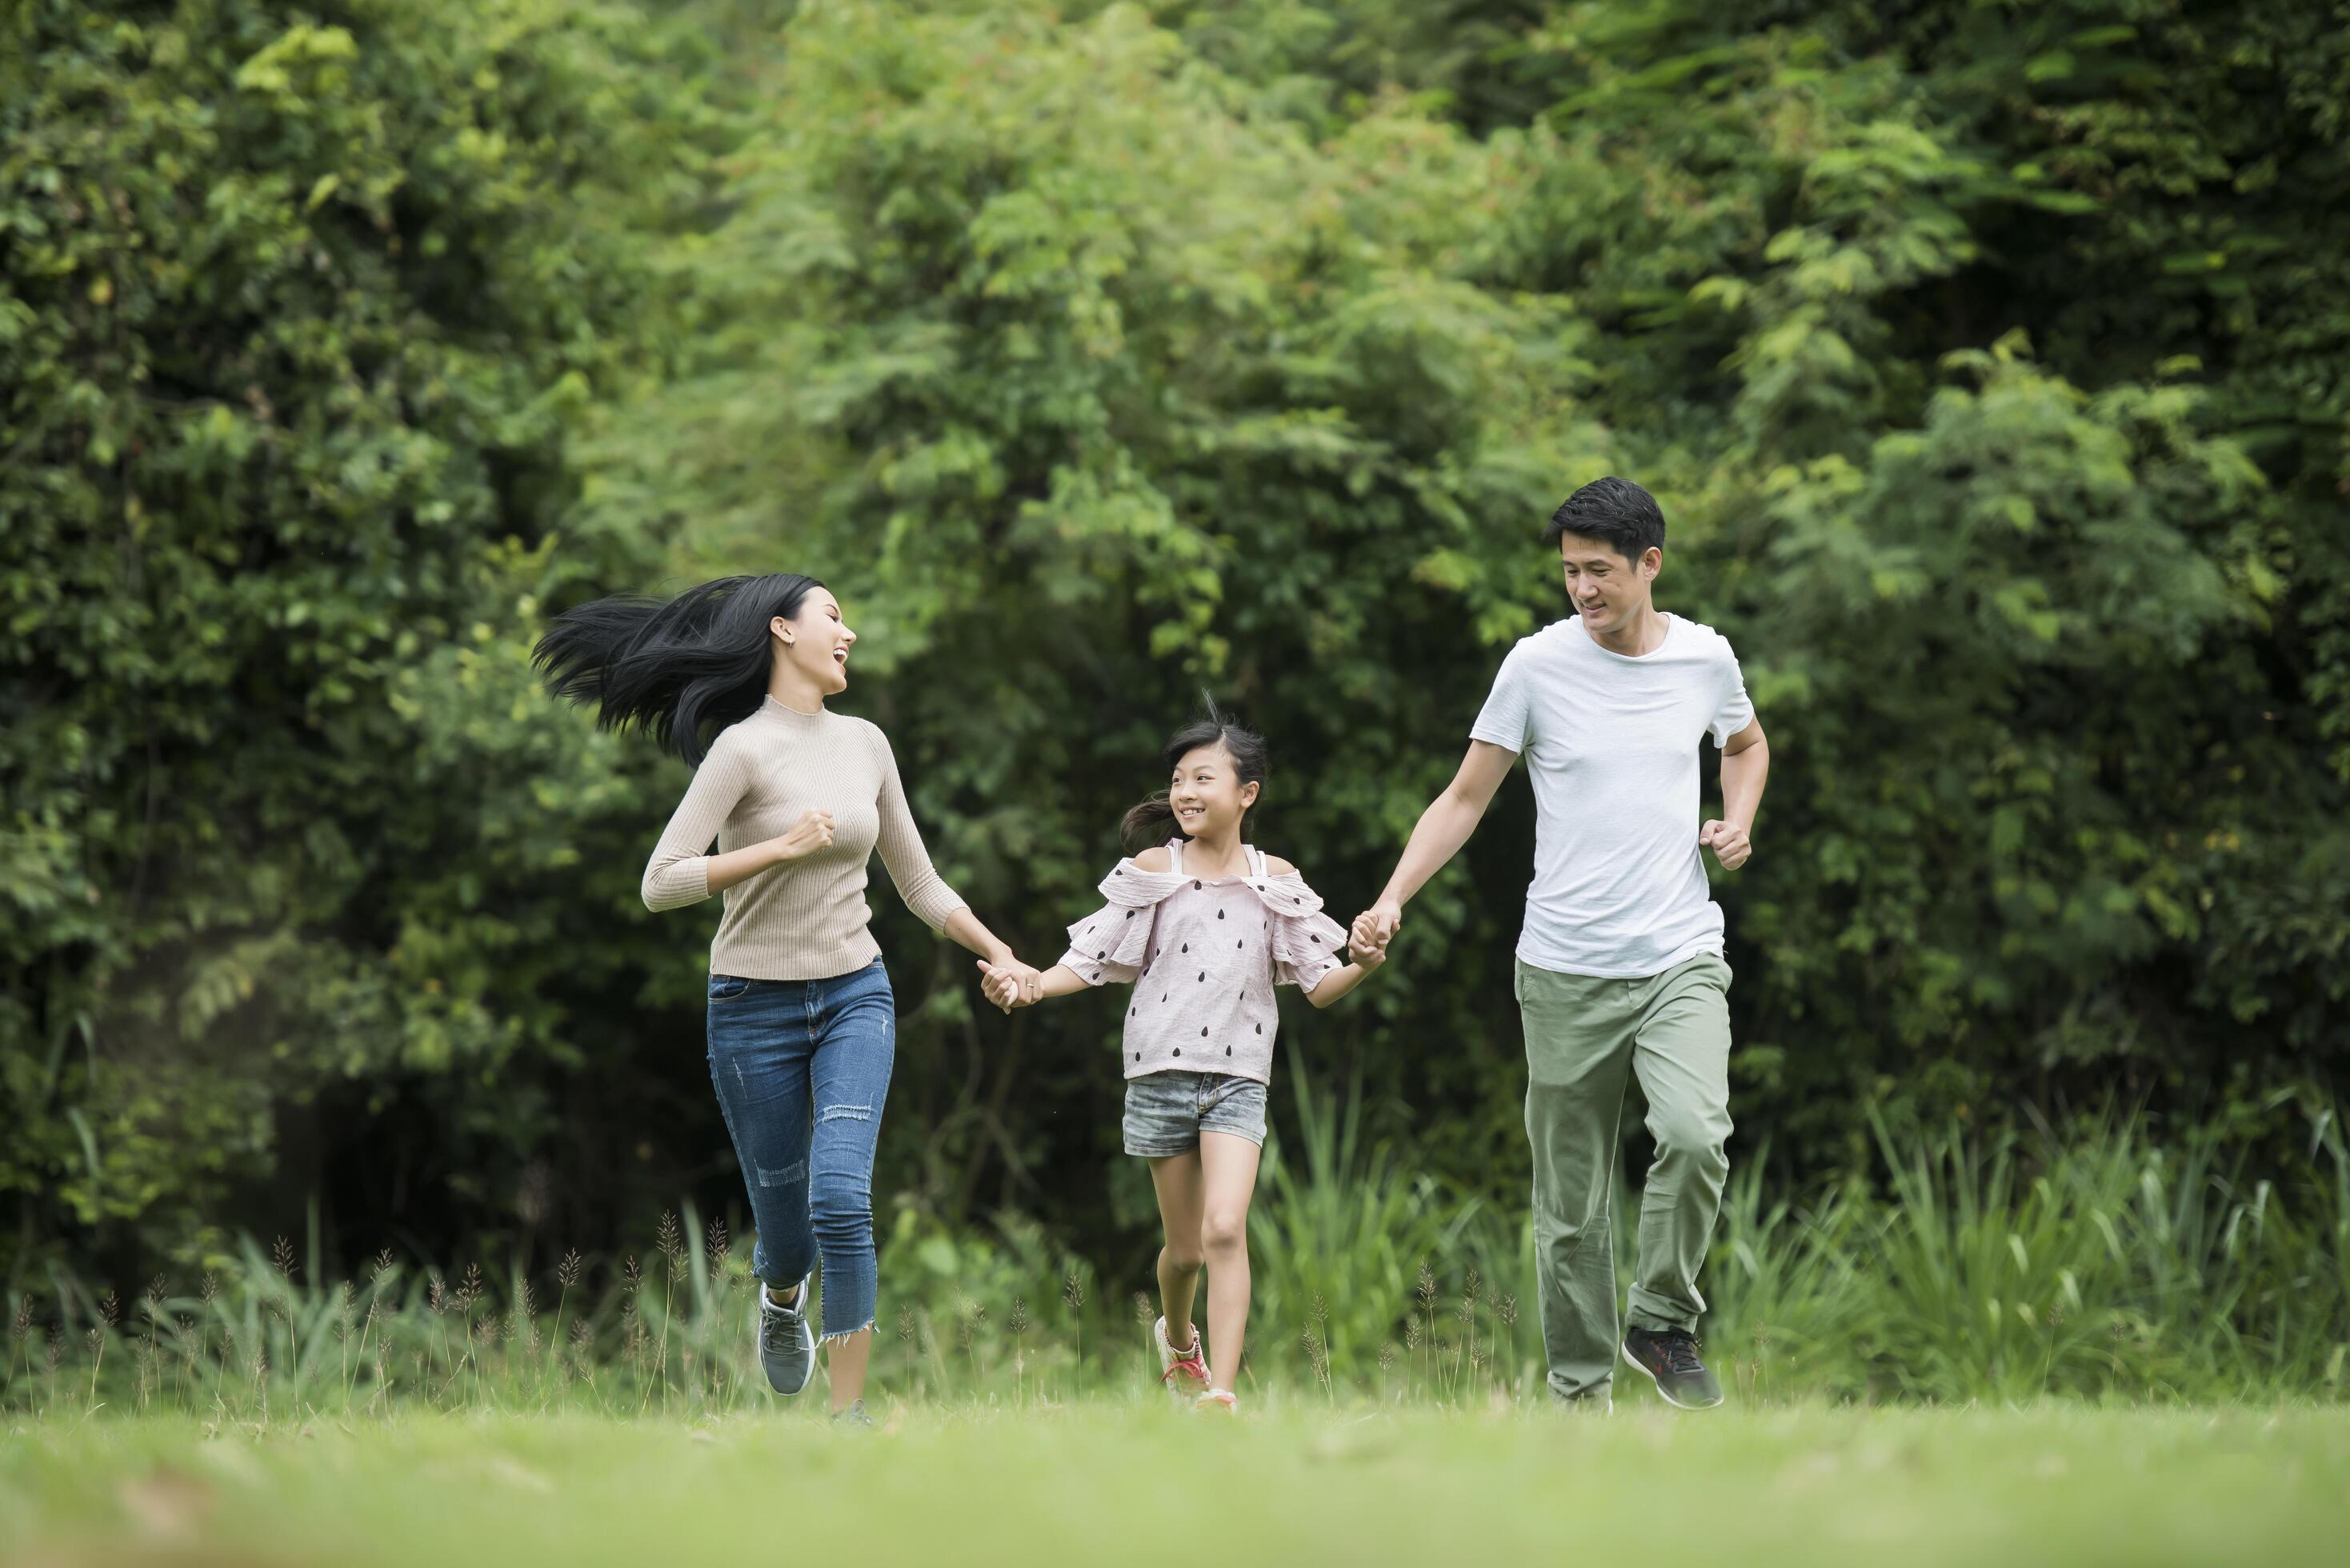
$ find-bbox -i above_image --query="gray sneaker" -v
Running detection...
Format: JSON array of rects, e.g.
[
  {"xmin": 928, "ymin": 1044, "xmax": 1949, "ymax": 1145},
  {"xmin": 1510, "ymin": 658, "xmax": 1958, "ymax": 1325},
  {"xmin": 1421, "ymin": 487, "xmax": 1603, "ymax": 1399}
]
[
  {"xmin": 752, "ymin": 1276, "xmax": 815, "ymax": 1395},
  {"xmin": 831, "ymin": 1398, "xmax": 874, "ymax": 1429},
  {"xmin": 1620, "ymin": 1325, "xmax": 1723, "ymax": 1410}
]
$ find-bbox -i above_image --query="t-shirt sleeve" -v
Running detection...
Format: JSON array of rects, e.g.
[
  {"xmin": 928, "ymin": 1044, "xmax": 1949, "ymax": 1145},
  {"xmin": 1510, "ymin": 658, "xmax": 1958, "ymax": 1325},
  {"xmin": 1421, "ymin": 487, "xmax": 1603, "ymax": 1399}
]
[
  {"xmin": 1708, "ymin": 638, "xmax": 1755, "ymax": 748},
  {"xmin": 1467, "ymin": 644, "xmax": 1531, "ymax": 753}
]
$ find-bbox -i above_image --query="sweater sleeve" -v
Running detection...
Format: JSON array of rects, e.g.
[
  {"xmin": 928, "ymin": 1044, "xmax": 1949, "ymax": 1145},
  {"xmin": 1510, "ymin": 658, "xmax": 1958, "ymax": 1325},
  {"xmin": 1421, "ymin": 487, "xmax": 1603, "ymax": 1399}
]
[
  {"xmin": 641, "ymin": 738, "xmax": 753, "ymax": 912},
  {"xmin": 866, "ymin": 723, "xmax": 968, "ymax": 933}
]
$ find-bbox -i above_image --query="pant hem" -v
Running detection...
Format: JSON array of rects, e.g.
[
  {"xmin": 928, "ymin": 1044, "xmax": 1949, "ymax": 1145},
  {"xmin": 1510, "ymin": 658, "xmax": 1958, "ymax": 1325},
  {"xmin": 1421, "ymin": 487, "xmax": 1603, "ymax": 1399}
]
[
  {"xmin": 1624, "ymin": 1307, "xmax": 1699, "ymax": 1335},
  {"xmin": 819, "ymin": 1318, "xmax": 876, "ymax": 1345}
]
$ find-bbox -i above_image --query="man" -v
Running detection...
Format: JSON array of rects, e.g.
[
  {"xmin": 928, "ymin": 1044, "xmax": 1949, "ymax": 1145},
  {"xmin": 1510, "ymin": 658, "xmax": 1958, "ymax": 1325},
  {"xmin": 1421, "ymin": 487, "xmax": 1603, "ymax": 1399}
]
[{"xmin": 1350, "ymin": 476, "xmax": 1770, "ymax": 1410}]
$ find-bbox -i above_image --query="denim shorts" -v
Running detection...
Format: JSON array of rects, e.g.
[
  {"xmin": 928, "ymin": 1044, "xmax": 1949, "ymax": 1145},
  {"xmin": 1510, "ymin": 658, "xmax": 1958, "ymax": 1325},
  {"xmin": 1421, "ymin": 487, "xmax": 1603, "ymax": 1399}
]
[{"xmin": 1123, "ymin": 1070, "xmax": 1268, "ymax": 1157}]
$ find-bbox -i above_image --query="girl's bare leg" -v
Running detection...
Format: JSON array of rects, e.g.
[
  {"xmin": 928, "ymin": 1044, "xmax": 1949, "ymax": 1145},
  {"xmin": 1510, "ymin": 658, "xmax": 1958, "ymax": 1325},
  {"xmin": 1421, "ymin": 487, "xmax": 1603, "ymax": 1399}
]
[
  {"xmin": 826, "ymin": 1327, "xmax": 871, "ymax": 1413},
  {"xmin": 1147, "ymin": 1152, "xmax": 1207, "ymax": 1352},
  {"xmin": 1197, "ymin": 1130, "xmax": 1263, "ymax": 1394}
]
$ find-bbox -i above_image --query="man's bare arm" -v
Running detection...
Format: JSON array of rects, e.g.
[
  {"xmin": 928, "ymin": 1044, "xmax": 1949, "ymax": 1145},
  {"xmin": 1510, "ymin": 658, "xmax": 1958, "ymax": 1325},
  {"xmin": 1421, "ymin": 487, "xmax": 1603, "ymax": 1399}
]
[
  {"xmin": 1349, "ymin": 740, "xmax": 1517, "ymax": 957},
  {"xmin": 1701, "ymin": 718, "xmax": 1770, "ymax": 870}
]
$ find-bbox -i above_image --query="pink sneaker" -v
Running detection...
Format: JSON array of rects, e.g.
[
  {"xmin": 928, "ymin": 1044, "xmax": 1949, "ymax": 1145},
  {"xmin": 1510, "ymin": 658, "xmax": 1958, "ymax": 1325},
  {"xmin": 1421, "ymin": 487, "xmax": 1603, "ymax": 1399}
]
[{"xmin": 1154, "ymin": 1316, "xmax": 1209, "ymax": 1394}]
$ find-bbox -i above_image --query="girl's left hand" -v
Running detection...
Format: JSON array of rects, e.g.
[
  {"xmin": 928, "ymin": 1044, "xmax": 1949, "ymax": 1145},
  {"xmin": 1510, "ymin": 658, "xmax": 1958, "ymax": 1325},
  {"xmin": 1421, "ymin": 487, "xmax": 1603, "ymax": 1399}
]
[{"xmin": 1351, "ymin": 936, "xmax": 1387, "ymax": 970}]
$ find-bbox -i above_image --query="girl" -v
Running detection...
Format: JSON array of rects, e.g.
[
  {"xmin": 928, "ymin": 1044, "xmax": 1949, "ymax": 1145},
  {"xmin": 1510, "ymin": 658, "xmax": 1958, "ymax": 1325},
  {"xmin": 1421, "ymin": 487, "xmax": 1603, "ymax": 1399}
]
[
  {"xmin": 535, "ymin": 573, "xmax": 1040, "ymax": 1426},
  {"xmin": 981, "ymin": 710, "xmax": 1383, "ymax": 1412}
]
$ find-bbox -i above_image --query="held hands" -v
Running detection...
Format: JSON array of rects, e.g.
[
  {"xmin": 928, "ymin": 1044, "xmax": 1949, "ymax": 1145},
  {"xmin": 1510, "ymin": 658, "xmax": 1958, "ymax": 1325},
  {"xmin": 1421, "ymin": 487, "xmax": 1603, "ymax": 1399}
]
[
  {"xmin": 1348, "ymin": 898, "xmax": 1402, "ymax": 965},
  {"xmin": 770, "ymin": 808, "xmax": 836, "ymax": 862},
  {"xmin": 1700, "ymin": 819, "xmax": 1752, "ymax": 870},
  {"xmin": 975, "ymin": 957, "xmax": 1043, "ymax": 1014}
]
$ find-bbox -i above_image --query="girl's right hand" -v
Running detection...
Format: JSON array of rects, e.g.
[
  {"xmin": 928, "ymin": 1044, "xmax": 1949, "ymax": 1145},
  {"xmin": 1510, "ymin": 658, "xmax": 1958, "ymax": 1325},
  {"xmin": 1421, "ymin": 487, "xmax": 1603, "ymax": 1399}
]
[{"xmin": 769, "ymin": 808, "xmax": 836, "ymax": 862}]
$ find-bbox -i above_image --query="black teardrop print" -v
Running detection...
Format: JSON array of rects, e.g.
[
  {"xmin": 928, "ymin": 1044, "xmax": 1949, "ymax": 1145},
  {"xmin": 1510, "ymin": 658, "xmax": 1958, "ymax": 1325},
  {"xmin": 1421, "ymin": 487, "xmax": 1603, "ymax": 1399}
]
[
  {"xmin": 1126, "ymin": 910, "xmax": 1135, "ymax": 919},
  {"xmin": 1226, "ymin": 1046, "xmax": 1233, "ymax": 1056},
  {"xmin": 1181, "ymin": 943, "xmax": 1188, "ymax": 953},
  {"xmin": 1134, "ymin": 1052, "xmax": 1141, "ymax": 1061},
  {"xmin": 1197, "ymin": 971, "xmax": 1205, "ymax": 982},
  {"xmin": 1236, "ymin": 940, "xmax": 1243, "ymax": 949},
  {"xmin": 1310, "ymin": 935, "xmax": 1320, "ymax": 945},
  {"xmin": 1199, "ymin": 1027, "xmax": 1208, "ymax": 1038},
  {"xmin": 1217, "ymin": 910, "xmax": 1225, "ymax": 920},
  {"xmin": 1097, "ymin": 950, "xmax": 1106, "ymax": 958},
  {"xmin": 1192, "ymin": 880, "xmax": 1202, "ymax": 890},
  {"xmin": 1255, "ymin": 1023, "xmax": 1263, "ymax": 1035},
  {"xmin": 1173, "ymin": 1049, "xmax": 1182, "ymax": 1058},
  {"xmin": 1161, "ymin": 994, "xmax": 1168, "ymax": 1003}
]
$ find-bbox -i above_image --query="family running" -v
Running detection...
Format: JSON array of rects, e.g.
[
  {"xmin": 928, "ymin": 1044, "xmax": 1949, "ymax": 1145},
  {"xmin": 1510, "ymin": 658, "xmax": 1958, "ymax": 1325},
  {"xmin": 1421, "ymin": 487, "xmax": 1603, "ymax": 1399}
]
[{"xmin": 534, "ymin": 476, "xmax": 1772, "ymax": 1425}]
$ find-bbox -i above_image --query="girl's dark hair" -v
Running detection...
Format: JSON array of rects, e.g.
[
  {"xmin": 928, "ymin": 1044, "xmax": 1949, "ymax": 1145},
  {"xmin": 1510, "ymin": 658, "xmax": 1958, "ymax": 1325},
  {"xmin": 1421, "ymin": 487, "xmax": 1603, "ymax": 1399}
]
[
  {"xmin": 531, "ymin": 573, "xmax": 823, "ymax": 765},
  {"xmin": 1119, "ymin": 699, "xmax": 1271, "ymax": 855}
]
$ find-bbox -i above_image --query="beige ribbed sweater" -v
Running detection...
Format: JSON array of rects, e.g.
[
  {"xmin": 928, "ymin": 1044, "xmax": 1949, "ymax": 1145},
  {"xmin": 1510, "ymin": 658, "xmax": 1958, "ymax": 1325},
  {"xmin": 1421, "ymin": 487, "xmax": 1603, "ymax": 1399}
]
[{"xmin": 641, "ymin": 698, "xmax": 967, "ymax": 980}]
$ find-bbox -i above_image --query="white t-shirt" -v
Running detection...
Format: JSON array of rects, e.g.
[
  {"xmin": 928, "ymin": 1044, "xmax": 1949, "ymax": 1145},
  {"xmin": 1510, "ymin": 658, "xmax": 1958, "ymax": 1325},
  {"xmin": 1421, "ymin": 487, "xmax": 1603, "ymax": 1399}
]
[{"xmin": 1470, "ymin": 612, "xmax": 1754, "ymax": 979}]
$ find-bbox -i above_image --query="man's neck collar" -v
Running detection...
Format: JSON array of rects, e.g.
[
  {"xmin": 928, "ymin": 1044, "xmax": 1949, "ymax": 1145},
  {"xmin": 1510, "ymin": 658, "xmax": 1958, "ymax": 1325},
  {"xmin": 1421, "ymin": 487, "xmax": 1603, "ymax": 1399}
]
[{"xmin": 1581, "ymin": 605, "xmax": 1669, "ymax": 658}]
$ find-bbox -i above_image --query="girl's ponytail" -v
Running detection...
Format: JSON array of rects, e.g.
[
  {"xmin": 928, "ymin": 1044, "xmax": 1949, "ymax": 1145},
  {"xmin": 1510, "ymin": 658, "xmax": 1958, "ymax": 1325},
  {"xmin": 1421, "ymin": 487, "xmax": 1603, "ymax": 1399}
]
[
  {"xmin": 1119, "ymin": 793, "xmax": 1179, "ymax": 856},
  {"xmin": 533, "ymin": 573, "xmax": 823, "ymax": 766}
]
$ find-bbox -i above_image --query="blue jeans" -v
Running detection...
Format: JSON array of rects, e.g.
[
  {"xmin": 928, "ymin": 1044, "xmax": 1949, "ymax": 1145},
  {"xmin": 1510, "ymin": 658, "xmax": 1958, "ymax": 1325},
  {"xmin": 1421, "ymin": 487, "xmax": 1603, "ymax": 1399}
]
[{"xmin": 706, "ymin": 957, "xmax": 895, "ymax": 1341}]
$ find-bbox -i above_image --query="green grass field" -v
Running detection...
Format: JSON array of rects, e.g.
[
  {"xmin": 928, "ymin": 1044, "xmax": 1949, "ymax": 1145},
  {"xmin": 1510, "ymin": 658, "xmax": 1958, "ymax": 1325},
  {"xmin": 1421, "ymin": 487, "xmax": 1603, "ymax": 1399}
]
[{"xmin": 6, "ymin": 1400, "xmax": 2348, "ymax": 1566}]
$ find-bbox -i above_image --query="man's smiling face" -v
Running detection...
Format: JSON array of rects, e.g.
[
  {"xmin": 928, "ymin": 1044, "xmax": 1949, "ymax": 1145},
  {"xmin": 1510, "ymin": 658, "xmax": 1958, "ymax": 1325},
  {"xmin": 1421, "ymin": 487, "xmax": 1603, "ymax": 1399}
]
[{"xmin": 1559, "ymin": 533, "xmax": 1659, "ymax": 630}]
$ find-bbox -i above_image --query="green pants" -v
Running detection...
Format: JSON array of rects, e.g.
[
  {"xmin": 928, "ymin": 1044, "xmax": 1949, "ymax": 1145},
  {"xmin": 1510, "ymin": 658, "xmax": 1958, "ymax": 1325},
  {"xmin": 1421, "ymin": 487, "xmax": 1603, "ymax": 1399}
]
[{"xmin": 1517, "ymin": 951, "xmax": 1734, "ymax": 1401}]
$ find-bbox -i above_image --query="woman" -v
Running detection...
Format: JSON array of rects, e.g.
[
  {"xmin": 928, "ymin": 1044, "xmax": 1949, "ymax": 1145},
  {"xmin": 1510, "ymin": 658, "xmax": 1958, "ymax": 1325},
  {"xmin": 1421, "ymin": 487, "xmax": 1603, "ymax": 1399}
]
[{"xmin": 535, "ymin": 573, "xmax": 1039, "ymax": 1425}]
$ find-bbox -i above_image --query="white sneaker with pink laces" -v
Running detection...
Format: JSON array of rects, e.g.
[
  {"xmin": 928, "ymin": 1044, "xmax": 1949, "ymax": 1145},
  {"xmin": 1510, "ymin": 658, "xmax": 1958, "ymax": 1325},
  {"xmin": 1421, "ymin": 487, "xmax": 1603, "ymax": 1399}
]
[{"xmin": 1154, "ymin": 1315, "xmax": 1209, "ymax": 1394}]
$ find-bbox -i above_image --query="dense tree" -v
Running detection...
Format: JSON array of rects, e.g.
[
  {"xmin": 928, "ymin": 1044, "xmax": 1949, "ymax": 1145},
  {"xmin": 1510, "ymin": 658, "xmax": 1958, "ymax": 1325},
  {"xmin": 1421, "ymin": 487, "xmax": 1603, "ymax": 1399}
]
[
  {"xmin": 0, "ymin": 0, "xmax": 724, "ymax": 1277},
  {"xmin": 7, "ymin": 0, "xmax": 2342, "ymax": 1281}
]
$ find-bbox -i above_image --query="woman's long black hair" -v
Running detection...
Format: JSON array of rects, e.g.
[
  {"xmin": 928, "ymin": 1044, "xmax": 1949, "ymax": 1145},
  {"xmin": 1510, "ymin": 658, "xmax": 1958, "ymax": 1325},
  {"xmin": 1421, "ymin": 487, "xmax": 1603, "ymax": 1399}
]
[
  {"xmin": 532, "ymin": 573, "xmax": 823, "ymax": 766},
  {"xmin": 1119, "ymin": 698, "xmax": 1271, "ymax": 855}
]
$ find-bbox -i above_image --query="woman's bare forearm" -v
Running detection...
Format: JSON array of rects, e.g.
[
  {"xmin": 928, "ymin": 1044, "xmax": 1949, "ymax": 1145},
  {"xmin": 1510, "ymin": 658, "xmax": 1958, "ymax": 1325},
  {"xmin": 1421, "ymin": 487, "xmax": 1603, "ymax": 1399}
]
[
  {"xmin": 701, "ymin": 840, "xmax": 787, "ymax": 897},
  {"xmin": 943, "ymin": 906, "xmax": 1017, "ymax": 966}
]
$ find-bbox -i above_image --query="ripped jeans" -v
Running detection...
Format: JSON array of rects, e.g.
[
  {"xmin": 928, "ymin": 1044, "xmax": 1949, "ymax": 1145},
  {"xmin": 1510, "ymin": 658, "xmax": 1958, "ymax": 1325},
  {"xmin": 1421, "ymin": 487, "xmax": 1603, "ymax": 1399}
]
[{"xmin": 706, "ymin": 956, "xmax": 895, "ymax": 1341}]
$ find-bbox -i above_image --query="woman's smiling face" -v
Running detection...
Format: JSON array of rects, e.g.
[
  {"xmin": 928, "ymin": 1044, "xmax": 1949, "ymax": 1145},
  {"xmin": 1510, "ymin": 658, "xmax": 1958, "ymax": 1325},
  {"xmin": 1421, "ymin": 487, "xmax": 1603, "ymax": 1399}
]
[
  {"xmin": 1169, "ymin": 738, "xmax": 1258, "ymax": 840},
  {"xmin": 772, "ymin": 588, "xmax": 855, "ymax": 695}
]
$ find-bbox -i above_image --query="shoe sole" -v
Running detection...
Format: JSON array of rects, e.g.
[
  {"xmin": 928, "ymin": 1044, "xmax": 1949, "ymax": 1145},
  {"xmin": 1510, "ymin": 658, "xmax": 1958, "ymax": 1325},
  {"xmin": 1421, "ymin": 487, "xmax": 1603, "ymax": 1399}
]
[
  {"xmin": 1619, "ymin": 1341, "xmax": 1723, "ymax": 1410},
  {"xmin": 1163, "ymin": 1366, "xmax": 1210, "ymax": 1395}
]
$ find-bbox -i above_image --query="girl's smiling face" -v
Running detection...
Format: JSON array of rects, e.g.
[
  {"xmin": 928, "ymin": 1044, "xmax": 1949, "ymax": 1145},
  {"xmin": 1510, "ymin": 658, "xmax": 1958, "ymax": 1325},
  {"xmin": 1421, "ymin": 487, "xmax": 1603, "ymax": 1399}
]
[{"xmin": 1169, "ymin": 739, "xmax": 1259, "ymax": 841}]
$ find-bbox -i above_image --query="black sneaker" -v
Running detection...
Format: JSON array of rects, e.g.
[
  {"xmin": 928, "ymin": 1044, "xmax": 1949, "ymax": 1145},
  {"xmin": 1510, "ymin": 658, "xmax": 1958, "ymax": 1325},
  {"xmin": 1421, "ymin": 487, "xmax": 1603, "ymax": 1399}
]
[
  {"xmin": 1620, "ymin": 1325, "xmax": 1723, "ymax": 1410},
  {"xmin": 752, "ymin": 1276, "xmax": 815, "ymax": 1395}
]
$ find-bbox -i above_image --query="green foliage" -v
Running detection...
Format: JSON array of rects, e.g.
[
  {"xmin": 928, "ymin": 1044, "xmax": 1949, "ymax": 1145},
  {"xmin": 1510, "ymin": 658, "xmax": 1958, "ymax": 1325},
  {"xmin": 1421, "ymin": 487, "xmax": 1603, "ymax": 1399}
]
[
  {"xmin": 8, "ymin": 1102, "xmax": 2343, "ymax": 1414},
  {"xmin": 7, "ymin": 0, "xmax": 2348, "ymax": 1286},
  {"xmin": 0, "ymin": 0, "xmax": 723, "ymax": 1270}
]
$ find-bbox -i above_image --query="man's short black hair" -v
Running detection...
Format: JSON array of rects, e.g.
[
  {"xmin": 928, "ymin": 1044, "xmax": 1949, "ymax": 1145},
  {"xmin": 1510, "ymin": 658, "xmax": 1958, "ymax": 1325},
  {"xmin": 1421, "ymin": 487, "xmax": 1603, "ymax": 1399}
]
[{"xmin": 1542, "ymin": 476, "xmax": 1665, "ymax": 565}]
